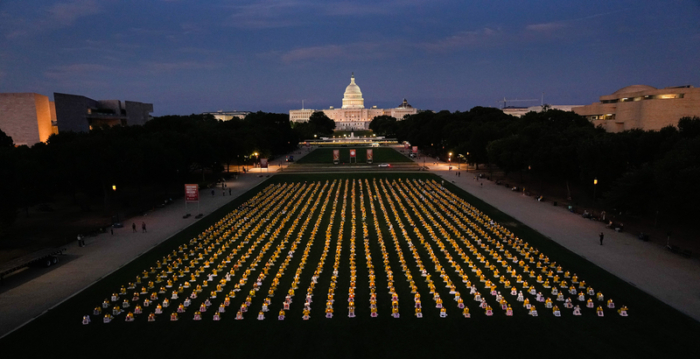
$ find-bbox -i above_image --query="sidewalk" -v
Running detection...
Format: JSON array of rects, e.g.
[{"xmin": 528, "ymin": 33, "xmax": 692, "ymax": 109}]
[
  {"xmin": 426, "ymin": 162, "xmax": 700, "ymax": 321},
  {"xmin": 0, "ymin": 175, "xmax": 268, "ymax": 338},
  {"xmin": 0, "ymin": 148, "xmax": 313, "ymax": 338}
]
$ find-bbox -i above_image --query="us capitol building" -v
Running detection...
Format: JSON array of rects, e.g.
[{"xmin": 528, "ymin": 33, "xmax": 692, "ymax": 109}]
[{"xmin": 289, "ymin": 73, "xmax": 418, "ymax": 130}]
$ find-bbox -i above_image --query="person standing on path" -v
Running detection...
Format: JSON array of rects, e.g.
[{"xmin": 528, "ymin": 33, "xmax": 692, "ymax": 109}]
[
  {"xmin": 599, "ymin": 232, "xmax": 604, "ymax": 245},
  {"xmin": 132, "ymin": 223, "xmax": 137, "ymax": 233},
  {"xmin": 142, "ymin": 222, "xmax": 147, "ymax": 233},
  {"xmin": 229, "ymin": 188, "xmax": 232, "ymax": 196},
  {"xmin": 110, "ymin": 226, "xmax": 114, "ymax": 235}
]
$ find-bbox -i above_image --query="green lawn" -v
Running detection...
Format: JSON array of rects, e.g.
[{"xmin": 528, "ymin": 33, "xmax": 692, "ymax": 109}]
[
  {"xmin": 2, "ymin": 173, "xmax": 698, "ymax": 358},
  {"xmin": 296, "ymin": 147, "xmax": 412, "ymax": 164}
]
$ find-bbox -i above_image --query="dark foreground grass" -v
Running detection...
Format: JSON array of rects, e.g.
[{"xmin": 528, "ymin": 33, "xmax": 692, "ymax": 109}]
[
  {"xmin": 2, "ymin": 173, "xmax": 699, "ymax": 359},
  {"xmin": 296, "ymin": 147, "xmax": 412, "ymax": 164}
]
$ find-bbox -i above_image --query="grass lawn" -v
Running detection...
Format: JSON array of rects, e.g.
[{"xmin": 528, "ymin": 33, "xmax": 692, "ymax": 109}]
[
  {"xmin": 296, "ymin": 147, "xmax": 412, "ymax": 164},
  {"xmin": 2, "ymin": 173, "xmax": 698, "ymax": 358}
]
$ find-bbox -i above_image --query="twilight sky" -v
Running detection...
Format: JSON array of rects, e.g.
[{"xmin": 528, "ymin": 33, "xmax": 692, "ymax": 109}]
[{"xmin": 1, "ymin": 0, "xmax": 699, "ymax": 116}]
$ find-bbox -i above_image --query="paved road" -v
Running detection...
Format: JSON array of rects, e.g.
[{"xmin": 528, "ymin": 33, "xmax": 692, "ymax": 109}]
[{"xmin": 421, "ymin": 157, "xmax": 700, "ymax": 321}]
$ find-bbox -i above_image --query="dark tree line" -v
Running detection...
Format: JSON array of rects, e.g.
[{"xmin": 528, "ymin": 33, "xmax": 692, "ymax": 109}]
[
  {"xmin": 385, "ymin": 108, "xmax": 700, "ymax": 222},
  {"xmin": 291, "ymin": 111, "xmax": 336, "ymax": 139},
  {"xmin": 0, "ymin": 112, "xmax": 303, "ymax": 234}
]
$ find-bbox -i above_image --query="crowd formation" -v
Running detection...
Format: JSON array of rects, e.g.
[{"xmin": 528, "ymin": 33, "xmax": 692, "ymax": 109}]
[{"xmin": 84, "ymin": 178, "xmax": 629, "ymax": 325}]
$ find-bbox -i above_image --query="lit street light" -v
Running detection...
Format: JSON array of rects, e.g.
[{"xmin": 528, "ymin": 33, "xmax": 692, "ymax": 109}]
[{"xmin": 593, "ymin": 177, "xmax": 598, "ymax": 201}]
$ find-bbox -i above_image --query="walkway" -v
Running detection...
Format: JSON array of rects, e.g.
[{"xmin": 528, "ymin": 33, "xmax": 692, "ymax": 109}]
[
  {"xmin": 0, "ymin": 150, "xmax": 309, "ymax": 338},
  {"xmin": 423, "ymin": 158, "xmax": 700, "ymax": 321}
]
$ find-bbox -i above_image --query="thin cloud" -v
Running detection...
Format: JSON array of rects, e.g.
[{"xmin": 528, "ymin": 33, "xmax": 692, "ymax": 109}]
[
  {"xmin": 144, "ymin": 61, "xmax": 221, "ymax": 72},
  {"xmin": 417, "ymin": 28, "xmax": 499, "ymax": 52},
  {"xmin": 47, "ymin": 0, "xmax": 102, "ymax": 26},
  {"xmin": 280, "ymin": 42, "xmax": 390, "ymax": 63},
  {"xmin": 526, "ymin": 9, "xmax": 627, "ymax": 33},
  {"xmin": 226, "ymin": 0, "xmax": 431, "ymax": 29},
  {"xmin": 44, "ymin": 63, "xmax": 113, "ymax": 80},
  {"xmin": 526, "ymin": 23, "xmax": 566, "ymax": 32},
  {"xmin": 2, "ymin": 0, "xmax": 103, "ymax": 39}
]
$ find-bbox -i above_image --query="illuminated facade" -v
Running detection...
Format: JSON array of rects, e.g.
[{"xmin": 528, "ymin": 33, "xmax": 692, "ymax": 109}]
[
  {"xmin": 289, "ymin": 74, "xmax": 418, "ymax": 130},
  {"xmin": 573, "ymin": 85, "xmax": 700, "ymax": 132},
  {"xmin": 203, "ymin": 110, "xmax": 251, "ymax": 121},
  {"xmin": 0, "ymin": 93, "xmax": 57, "ymax": 146}
]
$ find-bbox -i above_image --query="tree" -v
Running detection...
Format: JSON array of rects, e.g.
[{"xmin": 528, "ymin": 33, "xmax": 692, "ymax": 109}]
[
  {"xmin": 369, "ymin": 115, "xmax": 398, "ymax": 136},
  {"xmin": 308, "ymin": 111, "xmax": 335, "ymax": 136},
  {"xmin": 0, "ymin": 128, "xmax": 13, "ymax": 148}
]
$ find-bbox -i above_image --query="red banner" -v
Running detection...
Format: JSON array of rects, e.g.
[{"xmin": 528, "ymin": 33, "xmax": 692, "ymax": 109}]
[
  {"xmin": 412, "ymin": 146, "xmax": 418, "ymax": 154},
  {"xmin": 366, "ymin": 149, "xmax": 373, "ymax": 161},
  {"xmin": 350, "ymin": 149, "xmax": 356, "ymax": 158},
  {"xmin": 260, "ymin": 158, "xmax": 268, "ymax": 168},
  {"xmin": 185, "ymin": 184, "xmax": 199, "ymax": 202},
  {"xmin": 333, "ymin": 150, "xmax": 340, "ymax": 161}
]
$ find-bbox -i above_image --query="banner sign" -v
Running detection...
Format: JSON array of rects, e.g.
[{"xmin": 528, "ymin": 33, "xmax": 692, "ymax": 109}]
[
  {"xmin": 333, "ymin": 150, "xmax": 340, "ymax": 161},
  {"xmin": 350, "ymin": 149, "xmax": 356, "ymax": 158},
  {"xmin": 260, "ymin": 158, "xmax": 268, "ymax": 168},
  {"xmin": 366, "ymin": 149, "xmax": 373, "ymax": 161},
  {"xmin": 412, "ymin": 146, "xmax": 418, "ymax": 154},
  {"xmin": 185, "ymin": 184, "xmax": 199, "ymax": 202}
]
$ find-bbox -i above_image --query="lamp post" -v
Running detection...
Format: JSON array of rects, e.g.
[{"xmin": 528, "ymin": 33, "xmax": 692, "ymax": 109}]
[
  {"xmin": 466, "ymin": 152, "xmax": 470, "ymax": 172},
  {"xmin": 593, "ymin": 178, "xmax": 598, "ymax": 201}
]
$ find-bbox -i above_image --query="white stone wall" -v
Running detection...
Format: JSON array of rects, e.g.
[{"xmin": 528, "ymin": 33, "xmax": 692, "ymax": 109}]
[{"xmin": 0, "ymin": 93, "xmax": 50, "ymax": 146}]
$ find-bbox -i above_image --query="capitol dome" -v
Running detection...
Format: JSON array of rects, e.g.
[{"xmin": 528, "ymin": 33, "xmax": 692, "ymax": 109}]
[{"xmin": 342, "ymin": 73, "xmax": 365, "ymax": 109}]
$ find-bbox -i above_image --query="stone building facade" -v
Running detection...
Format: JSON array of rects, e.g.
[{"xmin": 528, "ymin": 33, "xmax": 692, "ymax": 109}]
[
  {"xmin": 54, "ymin": 93, "xmax": 153, "ymax": 133},
  {"xmin": 0, "ymin": 93, "xmax": 56, "ymax": 146},
  {"xmin": 573, "ymin": 85, "xmax": 700, "ymax": 132},
  {"xmin": 289, "ymin": 74, "xmax": 418, "ymax": 130},
  {"xmin": 0, "ymin": 92, "xmax": 153, "ymax": 146}
]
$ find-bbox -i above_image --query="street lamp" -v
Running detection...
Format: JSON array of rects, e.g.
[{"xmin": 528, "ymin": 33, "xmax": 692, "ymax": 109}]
[
  {"xmin": 466, "ymin": 152, "xmax": 470, "ymax": 172},
  {"xmin": 593, "ymin": 178, "xmax": 598, "ymax": 201},
  {"xmin": 112, "ymin": 185, "xmax": 116, "ymax": 191}
]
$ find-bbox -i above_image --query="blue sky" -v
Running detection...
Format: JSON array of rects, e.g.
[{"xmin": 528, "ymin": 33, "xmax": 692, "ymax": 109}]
[{"xmin": 1, "ymin": 0, "xmax": 699, "ymax": 115}]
